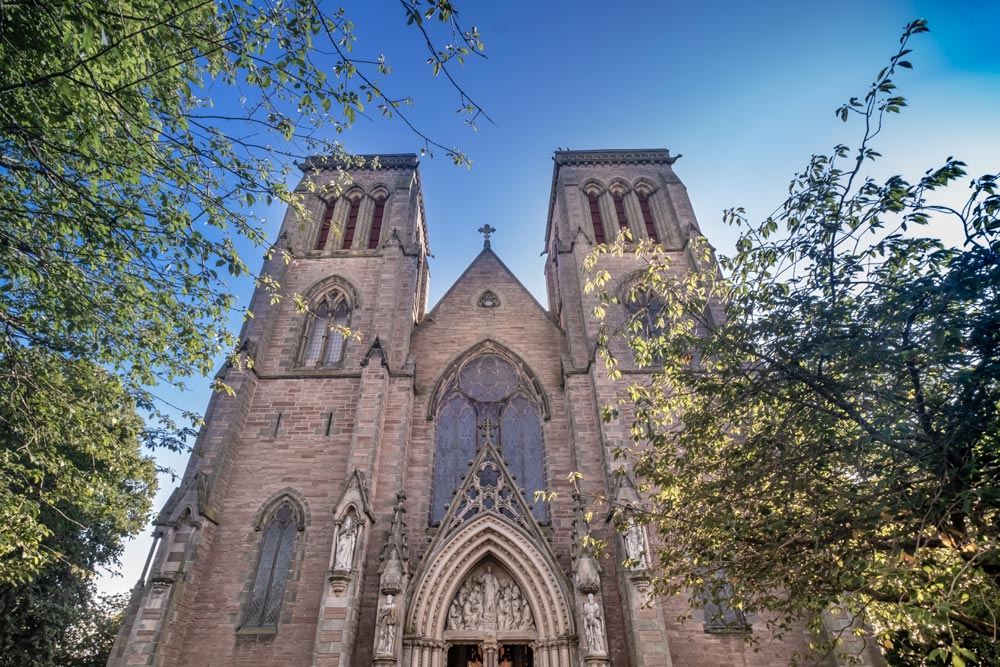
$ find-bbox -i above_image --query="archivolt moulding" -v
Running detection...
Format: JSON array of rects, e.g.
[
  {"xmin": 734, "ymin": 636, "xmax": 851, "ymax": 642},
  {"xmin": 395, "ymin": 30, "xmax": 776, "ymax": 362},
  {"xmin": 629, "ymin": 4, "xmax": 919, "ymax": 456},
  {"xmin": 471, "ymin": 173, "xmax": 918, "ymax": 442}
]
[{"xmin": 406, "ymin": 513, "xmax": 575, "ymax": 642}]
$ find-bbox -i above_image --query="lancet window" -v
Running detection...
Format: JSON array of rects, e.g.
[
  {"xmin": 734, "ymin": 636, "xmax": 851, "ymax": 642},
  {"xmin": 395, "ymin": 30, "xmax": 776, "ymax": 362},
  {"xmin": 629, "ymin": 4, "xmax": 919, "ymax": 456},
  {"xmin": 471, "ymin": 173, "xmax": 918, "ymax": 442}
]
[
  {"xmin": 613, "ymin": 191, "xmax": 629, "ymax": 232},
  {"xmin": 342, "ymin": 196, "xmax": 362, "ymax": 249},
  {"xmin": 587, "ymin": 192, "xmax": 606, "ymax": 244},
  {"xmin": 315, "ymin": 200, "xmax": 336, "ymax": 250},
  {"xmin": 637, "ymin": 191, "xmax": 658, "ymax": 242},
  {"xmin": 431, "ymin": 353, "xmax": 547, "ymax": 524},
  {"xmin": 300, "ymin": 290, "xmax": 352, "ymax": 367},
  {"xmin": 368, "ymin": 194, "xmax": 386, "ymax": 249},
  {"xmin": 243, "ymin": 500, "xmax": 298, "ymax": 628}
]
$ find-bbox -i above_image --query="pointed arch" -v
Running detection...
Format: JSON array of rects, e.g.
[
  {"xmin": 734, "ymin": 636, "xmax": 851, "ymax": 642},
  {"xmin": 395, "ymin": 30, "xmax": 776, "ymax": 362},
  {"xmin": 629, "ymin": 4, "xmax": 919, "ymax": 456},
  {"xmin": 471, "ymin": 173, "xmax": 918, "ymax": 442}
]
[
  {"xmin": 340, "ymin": 186, "xmax": 365, "ymax": 249},
  {"xmin": 581, "ymin": 178, "xmax": 606, "ymax": 197},
  {"xmin": 298, "ymin": 276, "xmax": 359, "ymax": 368},
  {"xmin": 607, "ymin": 177, "xmax": 631, "ymax": 197},
  {"xmin": 407, "ymin": 513, "xmax": 575, "ymax": 642},
  {"xmin": 252, "ymin": 487, "xmax": 308, "ymax": 531},
  {"xmin": 367, "ymin": 184, "xmax": 391, "ymax": 249},
  {"xmin": 633, "ymin": 178, "xmax": 661, "ymax": 242},
  {"xmin": 632, "ymin": 177, "xmax": 658, "ymax": 196},
  {"xmin": 582, "ymin": 179, "xmax": 609, "ymax": 245},
  {"xmin": 242, "ymin": 490, "xmax": 306, "ymax": 629},
  {"xmin": 425, "ymin": 340, "xmax": 550, "ymax": 420},
  {"xmin": 302, "ymin": 274, "xmax": 361, "ymax": 307},
  {"xmin": 426, "ymin": 341, "xmax": 551, "ymax": 526}
]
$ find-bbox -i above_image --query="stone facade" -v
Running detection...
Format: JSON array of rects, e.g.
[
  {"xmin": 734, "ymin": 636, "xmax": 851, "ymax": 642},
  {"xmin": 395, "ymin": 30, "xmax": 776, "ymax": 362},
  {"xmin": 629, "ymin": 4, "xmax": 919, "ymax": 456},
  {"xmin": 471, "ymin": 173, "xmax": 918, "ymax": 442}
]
[{"xmin": 109, "ymin": 150, "xmax": 883, "ymax": 667}]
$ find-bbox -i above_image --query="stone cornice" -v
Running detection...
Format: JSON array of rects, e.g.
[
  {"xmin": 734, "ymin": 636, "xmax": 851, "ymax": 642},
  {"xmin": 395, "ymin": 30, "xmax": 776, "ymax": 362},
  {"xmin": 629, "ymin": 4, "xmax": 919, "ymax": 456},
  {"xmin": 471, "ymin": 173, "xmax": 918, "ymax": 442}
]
[
  {"xmin": 300, "ymin": 153, "xmax": 419, "ymax": 171},
  {"xmin": 552, "ymin": 148, "xmax": 678, "ymax": 167},
  {"xmin": 544, "ymin": 149, "xmax": 680, "ymax": 253}
]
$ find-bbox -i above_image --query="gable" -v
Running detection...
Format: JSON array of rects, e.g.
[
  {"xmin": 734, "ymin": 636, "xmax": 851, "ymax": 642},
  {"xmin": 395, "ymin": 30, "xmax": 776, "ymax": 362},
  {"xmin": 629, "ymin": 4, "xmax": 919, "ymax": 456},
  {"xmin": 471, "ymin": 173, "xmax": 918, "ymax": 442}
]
[{"xmin": 410, "ymin": 248, "xmax": 568, "ymax": 404}]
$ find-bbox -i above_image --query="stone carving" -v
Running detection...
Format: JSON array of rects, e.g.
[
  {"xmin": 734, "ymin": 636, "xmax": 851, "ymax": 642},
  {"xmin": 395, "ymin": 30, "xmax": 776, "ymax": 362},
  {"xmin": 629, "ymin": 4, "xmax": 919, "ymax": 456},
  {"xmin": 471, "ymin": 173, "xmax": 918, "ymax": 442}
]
[
  {"xmin": 583, "ymin": 593, "xmax": 606, "ymax": 655},
  {"xmin": 376, "ymin": 594, "xmax": 398, "ymax": 655},
  {"xmin": 446, "ymin": 564, "xmax": 534, "ymax": 632},
  {"xmin": 624, "ymin": 519, "xmax": 648, "ymax": 569},
  {"xmin": 477, "ymin": 290, "xmax": 500, "ymax": 308},
  {"xmin": 334, "ymin": 515, "xmax": 358, "ymax": 570},
  {"xmin": 446, "ymin": 447, "xmax": 528, "ymax": 533}
]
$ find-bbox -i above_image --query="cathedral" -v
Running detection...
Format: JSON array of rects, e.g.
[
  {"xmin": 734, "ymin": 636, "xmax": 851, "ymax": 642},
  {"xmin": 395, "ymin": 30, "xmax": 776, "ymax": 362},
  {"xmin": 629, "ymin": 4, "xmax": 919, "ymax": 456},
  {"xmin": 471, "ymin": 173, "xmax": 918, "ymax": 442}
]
[{"xmin": 110, "ymin": 149, "xmax": 882, "ymax": 667}]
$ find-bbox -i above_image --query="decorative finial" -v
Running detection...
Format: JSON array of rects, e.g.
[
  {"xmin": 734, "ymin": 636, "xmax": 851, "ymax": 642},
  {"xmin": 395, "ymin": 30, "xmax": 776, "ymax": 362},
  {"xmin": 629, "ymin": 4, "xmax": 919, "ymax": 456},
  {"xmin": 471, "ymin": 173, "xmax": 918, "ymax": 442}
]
[{"xmin": 478, "ymin": 224, "xmax": 496, "ymax": 249}]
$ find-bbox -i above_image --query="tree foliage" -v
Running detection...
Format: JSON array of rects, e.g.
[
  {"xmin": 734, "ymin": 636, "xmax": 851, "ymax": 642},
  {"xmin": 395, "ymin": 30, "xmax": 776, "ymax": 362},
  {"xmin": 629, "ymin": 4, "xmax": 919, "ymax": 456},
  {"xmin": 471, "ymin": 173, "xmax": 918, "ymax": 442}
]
[
  {"xmin": 0, "ymin": 0, "xmax": 484, "ymax": 584},
  {"xmin": 589, "ymin": 20, "xmax": 999, "ymax": 665},
  {"xmin": 0, "ymin": 351, "xmax": 155, "ymax": 663}
]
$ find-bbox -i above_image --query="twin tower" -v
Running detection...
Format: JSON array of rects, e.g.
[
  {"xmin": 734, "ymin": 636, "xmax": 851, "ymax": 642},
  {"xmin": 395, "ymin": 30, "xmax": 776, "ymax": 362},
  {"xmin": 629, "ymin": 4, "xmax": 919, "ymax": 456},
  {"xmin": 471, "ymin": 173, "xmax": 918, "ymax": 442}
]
[{"xmin": 110, "ymin": 150, "xmax": 863, "ymax": 667}]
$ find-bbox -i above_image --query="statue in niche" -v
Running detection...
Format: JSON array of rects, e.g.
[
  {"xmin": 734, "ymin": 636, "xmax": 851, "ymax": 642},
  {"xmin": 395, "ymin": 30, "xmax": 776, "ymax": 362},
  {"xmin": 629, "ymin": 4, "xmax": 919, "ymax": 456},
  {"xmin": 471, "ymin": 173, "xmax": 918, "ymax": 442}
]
[
  {"xmin": 583, "ymin": 593, "xmax": 606, "ymax": 655},
  {"xmin": 334, "ymin": 515, "xmax": 358, "ymax": 570},
  {"xmin": 376, "ymin": 594, "xmax": 398, "ymax": 655},
  {"xmin": 446, "ymin": 565, "xmax": 534, "ymax": 632},
  {"xmin": 624, "ymin": 518, "xmax": 648, "ymax": 569}
]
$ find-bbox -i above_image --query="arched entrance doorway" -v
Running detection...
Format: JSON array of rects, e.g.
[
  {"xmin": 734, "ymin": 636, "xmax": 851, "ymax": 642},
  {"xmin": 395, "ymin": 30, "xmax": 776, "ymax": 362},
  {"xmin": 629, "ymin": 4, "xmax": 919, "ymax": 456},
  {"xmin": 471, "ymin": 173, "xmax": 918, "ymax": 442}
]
[
  {"xmin": 447, "ymin": 643, "xmax": 533, "ymax": 667},
  {"xmin": 404, "ymin": 514, "xmax": 577, "ymax": 667}
]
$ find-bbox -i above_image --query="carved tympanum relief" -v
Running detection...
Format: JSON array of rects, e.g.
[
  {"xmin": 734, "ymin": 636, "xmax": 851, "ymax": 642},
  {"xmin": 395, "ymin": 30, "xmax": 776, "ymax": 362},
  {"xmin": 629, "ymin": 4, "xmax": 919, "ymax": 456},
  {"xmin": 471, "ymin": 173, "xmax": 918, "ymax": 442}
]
[{"xmin": 446, "ymin": 563, "xmax": 535, "ymax": 632}]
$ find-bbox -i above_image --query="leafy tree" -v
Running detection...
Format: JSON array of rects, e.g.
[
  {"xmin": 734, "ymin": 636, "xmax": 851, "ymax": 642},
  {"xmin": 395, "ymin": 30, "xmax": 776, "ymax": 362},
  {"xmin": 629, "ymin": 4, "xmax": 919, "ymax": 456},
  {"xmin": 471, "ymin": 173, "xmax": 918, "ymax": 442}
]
[
  {"xmin": 0, "ymin": 351, "xmax": 156, "ymax": 664},
  {"xmin": 588, "ymin": 20, "xmax": 999, "ymax": 665},
  {"xmin": 0, "ymin": 0, "xmax": 485, "ymax": 583},
  {"xmin": 51, "ymin": 592, "xmax": 131, "ymax": 667}
]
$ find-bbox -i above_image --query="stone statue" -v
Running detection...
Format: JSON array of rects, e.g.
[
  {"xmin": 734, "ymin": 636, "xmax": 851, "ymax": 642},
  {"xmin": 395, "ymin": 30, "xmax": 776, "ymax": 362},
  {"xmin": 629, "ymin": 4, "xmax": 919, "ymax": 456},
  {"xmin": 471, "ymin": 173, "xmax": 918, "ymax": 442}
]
[
  {"xmin": 446, "ymin": 565, "xmax": 534, "ymax": 632},
  {"xmin": 376, "ymin": 594, "xmax": 398, "ymax": 655},
  {"xmin": 583, "ymin": 593, "xmax": 605, "ymax": 655},
  {"xmin": 477, "ymin": 565, "xmax": 499, "ymax": 626},
  {"xmin": 334, "ymin": 515, "xmax": 358, "ymax": 570},
  {"xmin": 624, "ymin": 519, "xmax": 647, "ymax": 568}
]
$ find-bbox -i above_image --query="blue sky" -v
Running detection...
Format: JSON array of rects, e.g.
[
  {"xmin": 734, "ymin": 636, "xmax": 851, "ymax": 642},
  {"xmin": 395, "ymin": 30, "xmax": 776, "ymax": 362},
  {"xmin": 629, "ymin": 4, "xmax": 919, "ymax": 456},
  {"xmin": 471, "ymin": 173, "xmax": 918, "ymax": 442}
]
[{"xmin": 99, "ymin": 0, "xmax": 1000, "ymax": 592}]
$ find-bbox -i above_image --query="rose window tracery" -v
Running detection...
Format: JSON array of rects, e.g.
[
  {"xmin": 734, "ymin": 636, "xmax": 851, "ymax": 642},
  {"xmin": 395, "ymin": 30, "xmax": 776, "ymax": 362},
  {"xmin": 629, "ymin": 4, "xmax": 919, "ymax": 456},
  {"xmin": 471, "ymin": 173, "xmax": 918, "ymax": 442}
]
[{"xmin": 431, "ymin": 353, "xmax": 547, "ymax": 524}]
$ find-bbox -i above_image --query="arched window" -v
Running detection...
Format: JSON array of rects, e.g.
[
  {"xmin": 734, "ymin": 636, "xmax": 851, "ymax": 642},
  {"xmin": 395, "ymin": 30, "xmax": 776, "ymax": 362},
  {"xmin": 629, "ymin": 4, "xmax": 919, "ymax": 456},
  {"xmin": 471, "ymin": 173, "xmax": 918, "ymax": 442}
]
[
  {"xmin": 431, "ymin": 354, "xmax": 547, "ymax": 524},
  {"xmin": 301, "ymin": 290, "xmax": 351, "ymax": 367},
  {"xmin": 613, "ymin": 191, "xmax": 629, "ymax": 232},
  {"xmin": 244, "ymin": 500, "xmax": 298, "ymax": 628},
  {"xmin": 341, "ymin": 195, "xmax": 362, "ymax": 249},
  {"xmin": 315, "ymin": 199, "xmax": 336, "ymax": 250},
  {"xmin": 587, "ymin": 192, "xmax": 606, "ymax": 244},
  {"xmin": 368, "ymin": 193, "xmax": 387, "ymax": 249},
  {"xmin": 624, "ymin": 288, "xmax": 666, "ymax": 339},
  {"xmin": 637, "ymin": 191, "xmax": 658, "ymax": 242}
]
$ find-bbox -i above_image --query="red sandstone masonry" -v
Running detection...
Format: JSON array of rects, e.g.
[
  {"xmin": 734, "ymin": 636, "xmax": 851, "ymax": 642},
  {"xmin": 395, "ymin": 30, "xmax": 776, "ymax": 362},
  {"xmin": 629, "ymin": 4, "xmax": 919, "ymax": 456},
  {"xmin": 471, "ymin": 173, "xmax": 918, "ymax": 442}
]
[{"xmin": 115, "ymin": 152, "xmax": 878, "ymax": 667}]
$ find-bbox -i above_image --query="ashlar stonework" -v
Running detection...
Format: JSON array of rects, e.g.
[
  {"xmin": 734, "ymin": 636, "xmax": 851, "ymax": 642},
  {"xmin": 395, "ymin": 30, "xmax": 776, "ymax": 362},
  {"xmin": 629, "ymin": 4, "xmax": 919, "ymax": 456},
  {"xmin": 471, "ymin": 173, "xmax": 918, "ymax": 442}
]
[{"xmin": 109, "ymin": 149, "xmax": 885, "ymax": 667}]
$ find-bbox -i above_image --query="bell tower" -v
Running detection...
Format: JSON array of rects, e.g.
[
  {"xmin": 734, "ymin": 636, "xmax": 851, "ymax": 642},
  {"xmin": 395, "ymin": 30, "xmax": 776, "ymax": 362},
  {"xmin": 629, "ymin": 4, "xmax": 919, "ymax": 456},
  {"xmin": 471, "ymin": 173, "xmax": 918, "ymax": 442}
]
[
  {"xmin": 543, "ymin": 149, "xmax": 705, "ymax": 667},
  {"xmin": 109, "ymin": 154, "xmax": 431, "ymax": 667}
]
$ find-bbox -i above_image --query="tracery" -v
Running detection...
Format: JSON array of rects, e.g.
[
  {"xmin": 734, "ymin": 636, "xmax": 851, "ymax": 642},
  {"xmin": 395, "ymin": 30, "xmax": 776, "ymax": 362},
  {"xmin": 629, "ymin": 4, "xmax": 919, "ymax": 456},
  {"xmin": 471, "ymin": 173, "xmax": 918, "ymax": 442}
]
[{"xmin": 430, "ymin": 353, "xmax": 547, "ymax": 524}]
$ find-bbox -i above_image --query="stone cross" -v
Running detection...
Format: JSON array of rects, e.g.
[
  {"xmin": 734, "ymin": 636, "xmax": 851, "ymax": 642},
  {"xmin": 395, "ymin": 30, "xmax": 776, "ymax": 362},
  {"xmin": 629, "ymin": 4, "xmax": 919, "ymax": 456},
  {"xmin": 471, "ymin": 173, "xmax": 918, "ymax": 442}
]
[{"xmin": 478, "ymin": 224, "xmax": 497, "ymax": 249}]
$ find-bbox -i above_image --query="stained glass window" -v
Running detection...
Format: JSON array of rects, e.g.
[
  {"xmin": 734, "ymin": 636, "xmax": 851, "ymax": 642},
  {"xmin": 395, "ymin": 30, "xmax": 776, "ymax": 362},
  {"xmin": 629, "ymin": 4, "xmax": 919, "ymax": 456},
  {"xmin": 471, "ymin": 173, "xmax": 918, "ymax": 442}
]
[
  {"xmin": 702, "ymin": 577, "xmax": 750, "ymax": 634},
  {"xmin": 431, "ymin": 395, "xmax": 477, "ymax": 522},
  {"xmin": 501, "ymin": 395, "xmax": 546, "ymax": 521},
  {"xmin": 244, "ymin": 502, "xmax": 297, "ymax": 628},
  {"xmin": 431, "ymin": 354, "xmax": 547, "ymax": 524},
  {"xmin": 301, "ymin": 291, "xmax": 351, "ymax": 367},
  {"xmin": 624, "ymin": 289, "xmax": 666, "ymax": 338}
]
